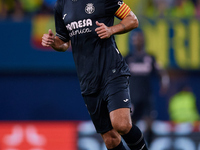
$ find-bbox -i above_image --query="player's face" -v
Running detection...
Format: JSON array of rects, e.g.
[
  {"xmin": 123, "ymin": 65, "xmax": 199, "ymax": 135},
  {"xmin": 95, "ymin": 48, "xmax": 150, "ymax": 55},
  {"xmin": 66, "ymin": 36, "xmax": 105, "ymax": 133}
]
[{"xmin": 132, "ymin": 32, "xmax": 144, "ymax": 48}]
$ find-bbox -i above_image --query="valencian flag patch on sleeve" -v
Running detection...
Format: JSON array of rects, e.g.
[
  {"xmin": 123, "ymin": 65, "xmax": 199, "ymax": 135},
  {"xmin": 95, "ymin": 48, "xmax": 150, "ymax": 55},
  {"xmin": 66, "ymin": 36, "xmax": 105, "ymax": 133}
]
[{"xmin": 115, "ymin": 2, "xmax": 131, "ymax": 20}]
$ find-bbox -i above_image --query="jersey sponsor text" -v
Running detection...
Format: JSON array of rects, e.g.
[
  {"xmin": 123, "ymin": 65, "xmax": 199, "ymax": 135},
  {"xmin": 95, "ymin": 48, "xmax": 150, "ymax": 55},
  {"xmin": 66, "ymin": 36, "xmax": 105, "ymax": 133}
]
[
  {"xmin": 66, "ymin": 19, "xmax": 93, "ymax": 37},
  {"xmin": 66, "ymin": 19, "xmax": 92, "ymax": 31}
]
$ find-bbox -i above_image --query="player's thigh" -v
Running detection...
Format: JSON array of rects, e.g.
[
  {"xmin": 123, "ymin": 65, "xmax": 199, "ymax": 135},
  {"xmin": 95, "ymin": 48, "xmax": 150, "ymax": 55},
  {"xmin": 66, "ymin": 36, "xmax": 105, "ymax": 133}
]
[
  {"xmin": 105, "ymin": 76, "xmax": 132, "ymax": 134},
  {"xmin": 82, "ymin": 92, "xmax": 113, "ymax": 134}
]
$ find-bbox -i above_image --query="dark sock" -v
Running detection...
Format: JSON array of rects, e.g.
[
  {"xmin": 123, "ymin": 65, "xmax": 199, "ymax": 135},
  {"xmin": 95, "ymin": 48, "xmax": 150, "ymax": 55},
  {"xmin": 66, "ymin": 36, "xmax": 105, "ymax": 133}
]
[
  {"xmin": 145, "ymin": 129, "xmax": 154, "ymax": 146},
  {"xmin": 122, "ymin": 125, "xmax": 148, "ymax": 150},
  {"xmin": 108, "ymin": 141, "xmax": 126, "ymax": 150}
]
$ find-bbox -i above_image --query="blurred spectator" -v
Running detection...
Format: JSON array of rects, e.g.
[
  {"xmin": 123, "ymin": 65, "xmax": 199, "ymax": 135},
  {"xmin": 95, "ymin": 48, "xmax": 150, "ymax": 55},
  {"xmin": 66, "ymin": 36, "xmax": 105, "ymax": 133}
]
[
  {"xmin": 38, "ymin": 1, "xmax": 54, "ymax": 15},
  {"xmin": 19, "ymin": 0, "xmax": 43, "ymax": 16},
  {"xmin": 0, "ymin": 0, "xmax": 6, "ymax": 19},
  {"xmin": 125, "ymin": 28, "xmax": 170, "ymax": 145},
  {"xmin": 194, "ymin": 0, "xmax": 200, "ymax": 19},
  {"xmin": 140, "ymin": 0, "xmax": 172, "ymax": 18},
  {"xmin": 0, "ymin": 0, "xmax": 14, "ymax": 19},
  {"xmin": 11, "ymin": 0, "xmax": 24, "ymax": 21},
  {"xmin": 168, "ymin": 84, "xmax": 200, "ymax": 123},
  {"xmin": 0, "ymin": 0, "xmax": 197, "ymax": 20},
  {"xmin": 142, "ymin": 0, "xmax": 157, "ymax": 18},
  {"xmin": 131, "ymin": 0, "xmax": 196, "ymax": 18},
  {"xmin": 169, "ymin": 0, "xmax": 195, "ymax": 18},
  {"xmin": 154, "ymin": 0, "xmax": 173, "ymax": 17},
  {"xmin": 0, "ymin": 0, "xmax": 55, "ymax": 20},
  {"xmin": 0, "ymin": 0, "xmax": 25, "ymax": 21}
]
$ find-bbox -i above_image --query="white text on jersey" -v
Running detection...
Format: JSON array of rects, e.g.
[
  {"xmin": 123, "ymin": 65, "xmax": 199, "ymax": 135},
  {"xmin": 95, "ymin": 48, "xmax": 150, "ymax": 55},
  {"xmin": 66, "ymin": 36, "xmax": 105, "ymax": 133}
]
[{"xmin": 66, "ymin": 19, "xmax": 92, "ymax": 31}]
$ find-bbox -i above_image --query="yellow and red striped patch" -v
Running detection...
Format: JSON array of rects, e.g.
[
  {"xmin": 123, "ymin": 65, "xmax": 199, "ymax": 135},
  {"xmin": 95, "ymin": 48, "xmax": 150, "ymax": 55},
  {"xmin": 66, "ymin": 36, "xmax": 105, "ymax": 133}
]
[{"xmin": 115, "ymin": 2, "xmax": 131, "ymax": 19}]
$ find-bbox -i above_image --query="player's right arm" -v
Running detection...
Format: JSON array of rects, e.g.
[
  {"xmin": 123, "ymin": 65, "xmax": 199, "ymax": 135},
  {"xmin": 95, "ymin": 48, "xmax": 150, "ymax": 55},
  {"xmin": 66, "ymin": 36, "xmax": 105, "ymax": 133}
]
[
  {"xmin": 43, "ymin": 0, "xmax": 70, "ymax": 52},
  {"xmin": 42, "ymin": 29, "xmax": 70, "ymax": 52}
]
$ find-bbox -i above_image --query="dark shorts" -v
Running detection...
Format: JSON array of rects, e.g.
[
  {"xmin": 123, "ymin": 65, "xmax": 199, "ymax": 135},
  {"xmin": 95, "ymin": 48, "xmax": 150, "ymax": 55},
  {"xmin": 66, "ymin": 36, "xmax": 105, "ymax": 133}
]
[{"xmin": 82, "ymin": 76, "xmax": 132, "ymax": 133}]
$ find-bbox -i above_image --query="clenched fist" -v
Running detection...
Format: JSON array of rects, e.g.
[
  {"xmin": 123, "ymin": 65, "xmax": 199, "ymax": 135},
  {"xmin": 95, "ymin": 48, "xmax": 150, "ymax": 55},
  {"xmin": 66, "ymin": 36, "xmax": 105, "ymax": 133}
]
[{"xmin": 41, "ymin": 29, "xmax": 55, "ymax": 47}]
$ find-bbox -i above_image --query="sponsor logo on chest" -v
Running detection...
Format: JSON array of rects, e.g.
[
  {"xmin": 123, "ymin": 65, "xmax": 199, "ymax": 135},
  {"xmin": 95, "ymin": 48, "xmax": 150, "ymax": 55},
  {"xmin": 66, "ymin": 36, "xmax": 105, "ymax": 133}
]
[
  {"xmin": 64, "ymin": 3, "xmax": 96, "ymax": 37},
  {"xmin": 66, "ymin": 19, "xmax": 92, "ymax": 31}
]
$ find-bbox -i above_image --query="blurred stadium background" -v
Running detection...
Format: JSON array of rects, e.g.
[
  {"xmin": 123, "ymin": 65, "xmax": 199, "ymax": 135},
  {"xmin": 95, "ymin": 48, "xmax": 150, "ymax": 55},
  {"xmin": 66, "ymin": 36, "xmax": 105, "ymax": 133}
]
[{"xmin": 0, "ymin": 0, "xmax": 200, "ymax": 149}]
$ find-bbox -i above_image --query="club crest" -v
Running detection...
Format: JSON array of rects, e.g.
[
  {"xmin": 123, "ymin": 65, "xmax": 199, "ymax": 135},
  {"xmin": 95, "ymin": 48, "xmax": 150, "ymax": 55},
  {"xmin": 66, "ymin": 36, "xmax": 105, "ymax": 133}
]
[{"xmin": 85, "ymin": 3, "xmax": 95, "ymax": 14}]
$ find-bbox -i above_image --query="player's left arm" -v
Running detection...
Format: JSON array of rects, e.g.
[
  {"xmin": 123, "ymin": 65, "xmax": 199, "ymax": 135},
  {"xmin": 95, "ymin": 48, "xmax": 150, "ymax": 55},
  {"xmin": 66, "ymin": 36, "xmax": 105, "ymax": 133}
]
[{"xmin": 95, "ymin": 4, "xmax": 138, "ymax": 39}]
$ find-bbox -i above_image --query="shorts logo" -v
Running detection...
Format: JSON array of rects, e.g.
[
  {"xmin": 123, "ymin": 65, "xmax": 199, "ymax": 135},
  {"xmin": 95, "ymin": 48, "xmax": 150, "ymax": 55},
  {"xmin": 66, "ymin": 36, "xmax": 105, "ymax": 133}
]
[
  {"xmin": 85, "ymin": 3, "xmax": 95, "ymax": 14},
  {"xmin": 112, "ymin": 69, "xmax": 116, "ymax": 73},
  {"xmin": 123, "ymin": 99, "xmax": 129, "ymax": 102}
]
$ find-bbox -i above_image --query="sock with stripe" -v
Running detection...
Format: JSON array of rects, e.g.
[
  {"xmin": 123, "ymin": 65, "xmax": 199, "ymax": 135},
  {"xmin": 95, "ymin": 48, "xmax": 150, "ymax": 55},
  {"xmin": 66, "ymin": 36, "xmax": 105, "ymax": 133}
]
[{"xmin": 122, "ymin": 125, "xmax": 148, "ymax": 150}]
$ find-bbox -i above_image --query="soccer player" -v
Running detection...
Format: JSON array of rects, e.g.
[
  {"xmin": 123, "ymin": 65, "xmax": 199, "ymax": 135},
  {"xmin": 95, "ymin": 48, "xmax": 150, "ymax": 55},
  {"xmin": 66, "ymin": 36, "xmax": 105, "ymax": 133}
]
[
  {"xmin": 125, "ymin": 29, "xmax": 170, "ymax": 145},
  {"xmin": 41, "ymin": 0, "xmax": 148, "ymax": 150}
]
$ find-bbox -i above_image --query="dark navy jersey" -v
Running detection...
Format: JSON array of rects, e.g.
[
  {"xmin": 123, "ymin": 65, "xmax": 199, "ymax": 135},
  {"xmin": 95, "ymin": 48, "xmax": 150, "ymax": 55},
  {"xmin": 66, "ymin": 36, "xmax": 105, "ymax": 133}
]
[
  {"xmin": 125, "ymin": 51, "xmax": 158, "ymax": 101},
  {"xmin": 54, "ymin": 0, "xmax": 130, "ymax": 95}
]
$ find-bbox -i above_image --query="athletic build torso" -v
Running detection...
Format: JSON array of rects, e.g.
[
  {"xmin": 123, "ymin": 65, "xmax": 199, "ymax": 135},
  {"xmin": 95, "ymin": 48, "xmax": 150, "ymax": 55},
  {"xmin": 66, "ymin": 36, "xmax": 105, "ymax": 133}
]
[{"xmin": 54, "ymin": 0, "xmax": 130, "ymax": 95}]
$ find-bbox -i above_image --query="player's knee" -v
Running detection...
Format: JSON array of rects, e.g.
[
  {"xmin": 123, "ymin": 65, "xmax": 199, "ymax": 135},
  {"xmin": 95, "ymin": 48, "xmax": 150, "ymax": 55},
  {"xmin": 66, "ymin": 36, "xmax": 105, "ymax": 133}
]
[
  {"xmin": 113, "ymin": 121, "xmax": 132, "ymax": 135},
  {"xmin": 104, "ymin": 136, "xmax": 120, "ymax": 148},
  {"xmin": 101, "ymin": 130, "xmax": 121, "ymax": 149}
]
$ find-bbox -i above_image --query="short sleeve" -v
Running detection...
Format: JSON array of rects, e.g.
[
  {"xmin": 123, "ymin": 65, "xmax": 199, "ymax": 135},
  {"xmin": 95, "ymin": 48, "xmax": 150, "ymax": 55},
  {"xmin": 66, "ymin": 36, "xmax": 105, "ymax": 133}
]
[{"xmin": 54, "ymin": 1, "xmax": 70, "ymax": 42}]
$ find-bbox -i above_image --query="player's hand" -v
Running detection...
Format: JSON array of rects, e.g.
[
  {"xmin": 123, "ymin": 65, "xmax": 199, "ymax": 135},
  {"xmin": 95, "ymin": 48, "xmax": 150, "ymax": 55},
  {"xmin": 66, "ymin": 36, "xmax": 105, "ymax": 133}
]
[
  {"xmin": 41, "ymin": 29, "xmax": 55, "ymax": 47},
  {"xmin": 95, "ymin": 21, "xmax": 112, "ymax": 39}
]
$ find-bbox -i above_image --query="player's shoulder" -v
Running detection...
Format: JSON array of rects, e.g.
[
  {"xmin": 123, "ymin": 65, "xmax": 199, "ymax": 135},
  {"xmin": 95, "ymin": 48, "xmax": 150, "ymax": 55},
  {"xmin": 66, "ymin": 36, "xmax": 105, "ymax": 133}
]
[
  {"xmin": 104, "ymin": 0, "xmax": 123, "ymax": 6},
  {"xmin": 105, "ymin": 0, "xmax": 123, "ymax": 3},
  {"xmin": 55, "ymin": 0, "xmax": 65, "ymax": 4},
  {"xmin": 104, "ymin": 0, "xmax": 123, "ymax": 14},
  {"xmin": 54, "ymin": 0, "xmax": 65, "ymax": 9},
  {"xmin": 145, "ymin": 53, "xmax": 156, "ymax": 64}
]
